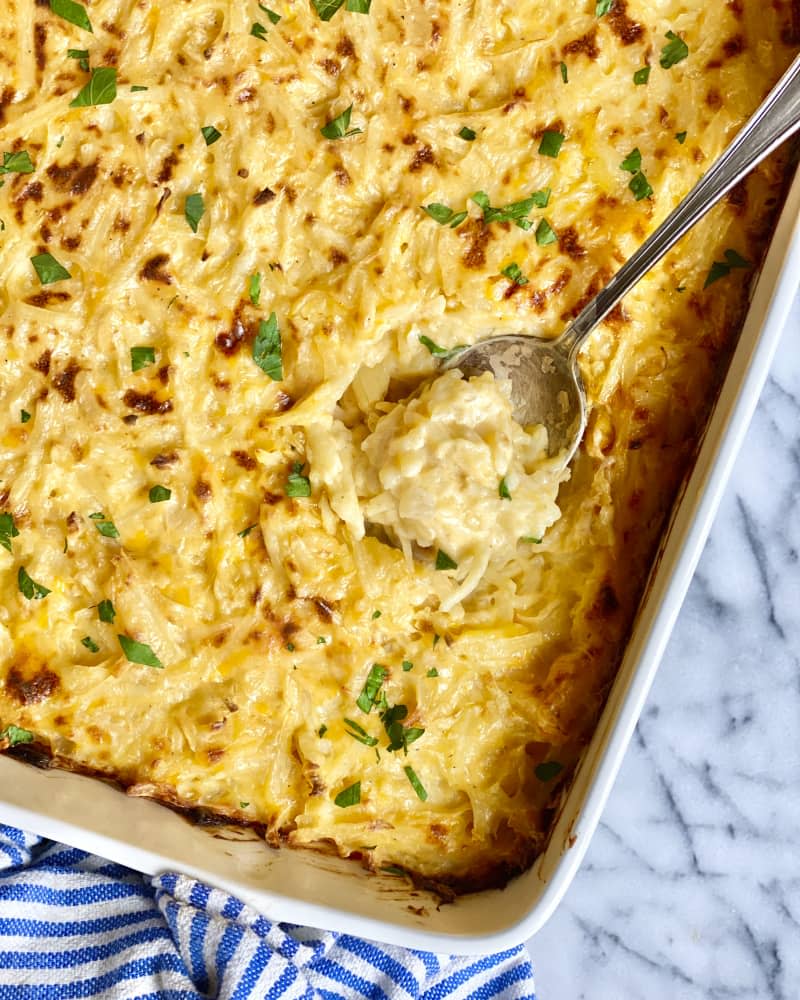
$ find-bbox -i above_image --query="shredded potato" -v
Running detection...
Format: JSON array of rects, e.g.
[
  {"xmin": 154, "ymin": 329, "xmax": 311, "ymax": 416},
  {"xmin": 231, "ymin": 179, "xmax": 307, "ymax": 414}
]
[{"xmin": 0, "ymin": 0, "xmax": 796, "ymax": 890}]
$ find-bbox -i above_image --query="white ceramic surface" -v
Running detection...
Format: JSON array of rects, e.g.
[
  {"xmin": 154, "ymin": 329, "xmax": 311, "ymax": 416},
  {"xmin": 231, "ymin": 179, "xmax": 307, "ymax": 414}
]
[
  {"xmin": 0, "ymin": 179, "xmax": 798, "ymax": 958},
  {"xmin": 528, "ymin": 284, "xmax": 800, "ymax": 998}
]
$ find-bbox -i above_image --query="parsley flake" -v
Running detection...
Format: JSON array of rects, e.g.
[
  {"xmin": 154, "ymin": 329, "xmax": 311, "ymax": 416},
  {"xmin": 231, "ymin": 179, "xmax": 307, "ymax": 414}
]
[
  {"xmin": 285, "ymin": 462, "xmax": 311, "ymax": 498},
  {"xmin": 675, "ymin": 131, "xmax": 687, "ymax": 144},
  {"xmin": 334, "ymin": 781, "xmax": 361, "ymax": 807},
  {"xmin": 18, "ymin": 566, "xmax": 51, "ymax": 601},
  {"xmin": 239, "ymin": 801, "xmax": 250, "ymax": 809},
  {"xmin": 320, "ymin": 104, "xmax": 362, "ymax": 140},
  {"xmin": 67, "ymin": 48, "xmax": 90, "ymax": 72},
  {"xmin": 251, "ymin": 22, "xmax": 268, "ymax": 41},
  {"xmin": 422, "ymin": 203, "xmax": 467, "ymax": 228},
  {"xmin": 0, "ymin": 513, "xmax": 19, "ymax": 553},
  {"xmin": 148, "ymin": 485, "xmax": 171, "ymax": 503},
  {"xmin": 458, "ymin": 126, "xmax": 476, "ymax": 141},
  {"xmin": 313, "ymin": 0, "xmax": 371, "ymax": 18},
  {"xmin": 418, "ymin": 334, "xmax": 464, "ymax": 361},
  {"xmin": 633, "ymin": 65, "xmax": 651, "ymax": 85},
  {"xmin": 201, "ymin": 125, "xmax": 222, "ymax": 146},
  {"xmin": 435, "ymin": 549, "xmax": 458, "ymax": 571},
  {"xmin": 629, "ymin": 172, "xmax": 654, "ymax": 201},
  {"xmin": 704, "ymin": 249, "xmax": 750, "ymax": 288},
  {"xmin": 118, "ymin": 634, "xmax": 163, "ymax": 668},
  {"xmin": 259, "ymin": 3, "xmax": 282, "ymax": 23},
  {"xmin": 532, "ymin": 188, "xmax": 551, "ymax": 208},
  {"xmin": 357, "ymin": 664, "xmax": 388, "ymax": 714},
  {"xmin": 499, "ymin": 477, "xmax": 512, "ymax": 499},
  {"xmin": 20, "ymin": 410, "xmax": 31, "ymax": 423},
  {"xmin": 184, "ymin": 192, "xmax": 205, "ymax": 233},
  {"xmin": 0, "ymin": 151, "xmax": 35, "ymax": 175},
  {"xmin": 70, "ymin": 66, "xmax": 117, "ymax": 107},
  {"xmin": 500, "ymin": 263, "xmax": 528, "ymax": 287},
  {"xmin": 98, "ymin": 599, "xmax": 116, "ymax": 623},
  {"xmin": 537, "ymin": 130, "xmax": 565, "ymax": 158},
  {"xmin": 252, "ymin": 312, "xmax": 282, "ymax": 379},
  {"xmin": 595, "ymin": 0, "xmax": 614, "ymax": 15},
  {"xmin": 535, "ymin": 218, "xmax": 557, "ymax": 246},
  {"xmin": 31, "ymin": 252, "xmax": 71, "ymax": 286},
  {"xmin": 471, "ymin": 190, "xmax": 538, "ymax": 230},
  {"xmin": 660, "ymin": 31, "xmax": 689, "ymax": 69},
  {"xmin": 130, "ymin": 346, "xmax": 155, "ymax": 372},
  {"xmin": 249, "ymin": 272, "xmax": 262, "ymax": 306},
  {"xmin": 620, "ymin": 148, "xmax": 642, "ymax": 173},
  {"xmin": 344, "ymin": 717, "xmax": 378, "ymax": 747},
  {"xmin": 50, "ymin": 0, "xmax": 93, "ymax": 32},
  {"xmin": 404, "ymin": 766, "xmax": 428, "ymax": 801},
  {"xmin": 238, "ymin": 523, "xmax": 257, "ymax": 538},
  {"xmin": 81, "ymin": 635, "xmax": 100, "ymax": 652},
  {"xmin": 560, "ymin": 61, "xmax": 568, "ymax": 84},
  {"xmin": 0, "ymin": 725, "xmax": 35, "ymax": 747},
  {"xmin": 92, "ymin": 516, "xmax": 119, "ymax": 538},
  {"xmin": 402, "ymin": 660, "xmax": 414, "ymax": 672},
  {"xmin": 318, "ymin": 723, "xmax": 328, "ymax": 737},
  {"xmin": 426, "ymin": 667, "xmax": 438, "ymax": 678},
  {"xmin": 535, "ymin": 760, "xmax": 564, "ymax": 782},
  {"xmin": 372, "ymin": 609, "xmax": 382, "ymax": 620}
]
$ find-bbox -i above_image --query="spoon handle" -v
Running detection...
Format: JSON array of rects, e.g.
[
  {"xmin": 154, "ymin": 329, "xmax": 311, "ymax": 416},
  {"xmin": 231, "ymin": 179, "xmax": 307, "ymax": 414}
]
[{"xmin": 558, "ymin": 51, "xmax": 800, "ymax": 358}]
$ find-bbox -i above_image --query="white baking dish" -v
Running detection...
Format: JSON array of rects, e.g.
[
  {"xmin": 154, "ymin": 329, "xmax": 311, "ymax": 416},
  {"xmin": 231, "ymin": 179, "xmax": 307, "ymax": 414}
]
[{"xmin": 1, "ymin": 170, "xmax": 798, "ymax": 957}]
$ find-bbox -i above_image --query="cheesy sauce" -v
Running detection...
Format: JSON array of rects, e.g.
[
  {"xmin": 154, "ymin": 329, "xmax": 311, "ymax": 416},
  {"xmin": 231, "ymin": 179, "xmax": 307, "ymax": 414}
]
[{"xmin": 0, "ymin": 0, "xmax": 796, "ymax": 891}]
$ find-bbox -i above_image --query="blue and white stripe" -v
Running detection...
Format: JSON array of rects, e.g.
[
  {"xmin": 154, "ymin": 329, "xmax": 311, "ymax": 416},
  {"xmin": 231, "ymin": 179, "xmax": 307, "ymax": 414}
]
[{"xmin": 0, "ymin": 825, "xmax": 536, "ymax": 999}]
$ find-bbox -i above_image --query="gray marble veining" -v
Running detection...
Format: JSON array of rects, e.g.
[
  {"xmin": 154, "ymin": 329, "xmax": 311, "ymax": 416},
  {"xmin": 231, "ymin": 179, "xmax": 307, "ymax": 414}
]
[{"xmin": 528, "ymin": 291, "xmax": 800, "ymax": 998}]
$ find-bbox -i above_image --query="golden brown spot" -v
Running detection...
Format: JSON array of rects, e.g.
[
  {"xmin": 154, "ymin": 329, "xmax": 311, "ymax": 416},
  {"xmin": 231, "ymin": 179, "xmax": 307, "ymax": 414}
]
[
  {"xmin": 6, "ymin": 665, "xmax": 59, "ymax": 705},
  {"xmin": 155, "ymin": 187, "xmax": 171, "ymax": 215},
  {"xmin": 61, "ymin": 234, "xmax": 81, "ymax": 251},
  {"xmin": 237, "ymin": 88, "xmax": 256, "ymax": 103},
  {"xmin": 34, "ymin": 23, "xmax": 47, "ymax": 72},
  {"xmin": 113, "ymin": 215, "xmax": 131, "ymax": 232},
  {"xmin": 563, "ymin": 28, "xmax": 599, "ymax": 59},
  {"xmin": 254, "ymin": 186, "xmax": 276, "ymax": 205},
  {"xmin": 337, "ymin": 35, "xmax": 356, "ymax": 59},
  {"xmin": 237, "ymin": 168, "xmax": 249, "ymax": 179},
  {"xmin": 194, "ymin": 479, "xmax": 212, "ymax": 500},
  {"xmin": 320, "ymin": 58, "xmax": 340, "ymax": 76},
  {"xmin": 460, "ymin": 219, "xmax": 491, "ymax": 270},
  {"xmin": 232, "ymin": 449, "xmax": 257, "ymax": 470},
  {"xmin": 274, "ymin": 391, "xmax": 293, "ymax": 413},
  {"xmin": 726, "ymin": 178, "xmax": 748, "ymax": 216},
  {"xmin": 53, "ymin": 360, "xmax": 80, "ymax": 402},
  {"xmin": 215, "ymin": 310, "xmax": 247, "ymax": 356},
  {"xmin": 334, "ymin": 164, "xmax": 351, "ymax": 186},
  {"xmin": 157, "ymin": 153, "xmax": 178, "ymax": 184},
  {"xmin": 401, "ymin": 133, "xmax": 417, "ymax": 146},
  {"xmin": 122, "ymin": 390, "xmax": 173, "ymax": 415},
  {"xmin": 312, "ymin": 597, "xmax": 336, "ymax": 622},
  {"xmin": 32, "ymin": 350, "xmax": 51, "ymax": 376},
  {"xmin": 400, "ymin": 95, "xmax": 414, "ymax": 113},
  {"xmin": 0, "ymin": 87, "xmax": 14, "ymax": 127},
  {"xmin": 606, "ymin": 0, "xmax": 643, "ymax": 45},
  {"xmin": 705, "ymin": 88, "xmax": 723, "ymax": 110},
  {"xmin": 27, "ymin": 291, "xmax": 71, "ymax": 308},
  {"xmin": 409, "ymin": 145, "xmax": 435, "ymax": 172},
  {"xmin": 431, "ymin": 20, "xmax": 441, "ymax": 44},
  {"xmin": 46, "ymin": 159, "xmax": 99, "ymax": 196},
  {"xmin": 559, "ymin": 227, "xmax": 586, "ymax": 260},
  {"xmin": 207, "ymin": 748, "xmax": 225, "ymax": 763},
  {"xmin": 14, "ymin": 181, "xmax": 44, "ymax": 223},
  {"xmin": 329, "ymin": 248, "xmax": 349, "ymax": 266},
  {"xmin": 150, "ymin": 451, "xmax": 178, "ymax": 467},
  {"xmin": 139, "ymin": 254, "xmax": 172, "ymax": 284}
]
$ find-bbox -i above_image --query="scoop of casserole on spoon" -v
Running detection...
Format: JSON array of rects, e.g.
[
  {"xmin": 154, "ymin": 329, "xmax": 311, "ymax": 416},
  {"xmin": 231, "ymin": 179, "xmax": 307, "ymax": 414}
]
[{"xmin": 443, "ymin": 52, "xmax": 800, "ymax": 467}]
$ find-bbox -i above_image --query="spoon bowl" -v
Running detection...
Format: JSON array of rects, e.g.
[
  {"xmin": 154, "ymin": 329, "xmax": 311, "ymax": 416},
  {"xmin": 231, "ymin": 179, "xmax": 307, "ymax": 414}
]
[{"xmin": 442, "ymin": 52, "xmax": 800, "ymax": 466}]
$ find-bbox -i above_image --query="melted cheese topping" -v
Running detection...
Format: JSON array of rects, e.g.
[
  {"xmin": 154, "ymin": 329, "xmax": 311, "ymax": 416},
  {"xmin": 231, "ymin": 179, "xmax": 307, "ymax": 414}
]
[{"xmin": 0, "ymin": 0, "xmax": 796, "ymax": 890}]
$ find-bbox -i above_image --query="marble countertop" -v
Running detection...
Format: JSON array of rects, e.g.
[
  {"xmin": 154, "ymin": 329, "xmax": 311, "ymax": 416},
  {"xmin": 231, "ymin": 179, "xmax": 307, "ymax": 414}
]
[{"xmin": 527, "ymin": 291, "xmax": 800, "ymax": 996}]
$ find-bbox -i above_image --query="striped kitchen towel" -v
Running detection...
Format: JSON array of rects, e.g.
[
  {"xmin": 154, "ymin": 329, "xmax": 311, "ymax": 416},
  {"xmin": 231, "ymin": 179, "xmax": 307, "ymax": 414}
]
[{"xmin": 0, "ymin": 824, "xmax": 536, "ymax": 999}]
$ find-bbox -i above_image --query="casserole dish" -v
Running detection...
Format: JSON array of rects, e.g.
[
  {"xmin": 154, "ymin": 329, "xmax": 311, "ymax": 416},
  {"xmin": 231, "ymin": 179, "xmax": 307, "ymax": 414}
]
[{"xmin": 1, "ymin": 160, "xmax": 798, "ymax": 955}]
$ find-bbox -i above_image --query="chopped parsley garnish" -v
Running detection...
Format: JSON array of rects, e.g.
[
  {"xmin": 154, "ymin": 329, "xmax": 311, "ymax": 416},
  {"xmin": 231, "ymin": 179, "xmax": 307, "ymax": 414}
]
[
  {"xmin": 372, "ymin": 609, "xmax": 382, "ymax": 619},
  {"xmin": 334, "ymin": 781, "xmax": 361, "ymax": 808},
  {"xmin": 560, "ymin": 61, "xmax": 568, "ymax": 84},
  {"xmin": 537, "ymin": 130, "xmax": 565, "ymax": 158},
  {"xmin": 201, "ymin": 125, "xmax": 222, "ymax": 146},
  {"xmin": 535, "ymin": 218, "xmax": 557, "ymax": 246},
  {"xmin": 130, "ymin": 346, "xmax": 155, "ymax": 372},
  {"xmin": 285, "ymin": 462, "xmax": 311, "ymax": 497},
  {"xmin": 1, "ymin": 151, "xmax": 35, "ymax": 175},
  {"xmin": 239, "ymin": 801, "xmax": 250, "ymax": 809},
  {"xmin": 404, "ymin": 766, "xmax": 428, "ymax": 801},
  {"xmin": 435, "ymin": 549, "xmax": 458, "ymax": 571},
  {"xmin": 68, "ymin": 48, "xmax": 90, "ymax": 72},
  {"xmin": 148, "ymin": 485, "xmax": 171, "ymax": 503},
  {"xmin": 92, "ymin": 516, "xmax": 119, "ymax": 538},
  {"xmin": 458, "ymin": 126, "xmax": 476, "ymax": 141},
  {"xmin": 675, "ymin": 131, "xmax": 687, "ymax": 144},
  {"xmin": 344, "ymin": 717, "xmax": 378, "ymax": 747},
  {"xmin": 98, "ymin": 599, "xmax": 116, "ymax": 623},
  {"xmin": 500, "ymin": 263, "xmax": 528, "ymax": 287},
  {"xmin": 660, "ymin": 31, "xmax": 689, "ymax": 69},
  {"xmin": 320, "ymin": 104, "xmax": 362, "ymax": 140},
  {"xmin": 432, "ymin": 634, "xmax": 441, "ymax": 648},
  {"xmin": 422, "ymin": 203, "xmax": 467, "ymax": 228},
  {"xmin": 118, "ymin": 634, "xmax": 163, "ymax": 668},
  {"xmin": 31, "ymin": 252, "xmax": 71, "ymax": 286},
  {"xmin": 318, "ymin": 724, "xmax": 328, "ymax": 737},
  {"xmin": 238, "ymin": 523, "xmax": 257, "ymax": 538},
  {"xmin": 184, "ymin": 193, "xmax": 205, "ymax": 233},
  {"xmin": 499, "ymin": 477, "xmax": 512, "ymax": 499},
  {"xmin": 0, "ymin": 513, "xmax": 19, "ymax": 553},
  {"xmin": 381, "ymin": 864, "xmax": 407, "ymax": 877},
  {"xmin": 252, "ymin": 312, "xmax": 282, "ymax": 379},
  {"xmin": 259, "ymin": 3, "xmax": 282, "ymax": 23},
  {"xmin": 620, "ymin": 148, "xmax": 642, "ymax": 173},
  {"xmin": 356, "ymin": 663, "xmax": 388, "ymax": 714},
  {"xmin": 250, "ymin": 22, "xmax": 268, "ymax": 41},
  {"xmin": 628, "ymin": 172, "xmax": 654, "ymax": 201},
  {"xmin": 532, "ymin": 188, "xmax": 551, "ymax": 208},
  {"xmin": 633, "ymin": 65, "xmax": 650, "ymax": 85},
  {"xmin": 81, "ymin": 635, "xmax": 100, "ymax": 652},
  {"xmin": 286, "ymin": 642, "xmax": 295, "ymax": 652},
  {"xmin": 70, "ymin": 66, "xmax": 117, "ymax": 107},
  {"xmin": 418, "ymin": 334, "xmax": 464, "ymax": 361},
  {"xmin": 521, "ymin": 535, "xmax": 543, "ymax": 544},
  {"xmin": 0, "ymin": 724, "xmax": 35, "ymax": 747},
  {"xmin": 317, "ymin": 636, "xmax": 327, "ymax": 644},
  {"xmin": 426, "ymin": 667, "xmax": 438, "ymax": 678},
  {"xmin": 50, "ymin": 0, "xmax": 93, "ymax": 32},
  {"xmin": 17, "ymin": 566, "xmax": 50, "ymax": 601},
  {"xmin": 704, "ymin": 249, "xmax": 750, "ymax": 288},
  {"xmin": 313, "ymin": 0, "xmax": 371, "ymax": 19},
  {"xmin": 471, "ymin": 190, "xmax": 538, "ymax": 230},
  {"xmin": 130, "ymin": 85, "xmax": 148, "ymax": 92},
  {"xmin": 249, "ymin": 272, "xmax": 261, "ymax": 306},
  {"xmin": 535, "ymin": 760, "xmax": 564, "ymax": 782},
  {"xmin": 595, "ymin": 0, "xmax": 614, "ymax": 15},
  {"xmin": 402, "ymin": 660, "xmax": 414, "ymax": 672},
  {"xmin": 20, "ymin": 410, "xmax": 31, "ymax": 423}
]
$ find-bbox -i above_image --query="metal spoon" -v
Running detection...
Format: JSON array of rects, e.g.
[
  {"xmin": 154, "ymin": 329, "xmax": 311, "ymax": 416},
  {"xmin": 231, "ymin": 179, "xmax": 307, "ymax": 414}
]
[{"xmin": 444, "ymin": 52, "xmax": 800, "ymax": 466}]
